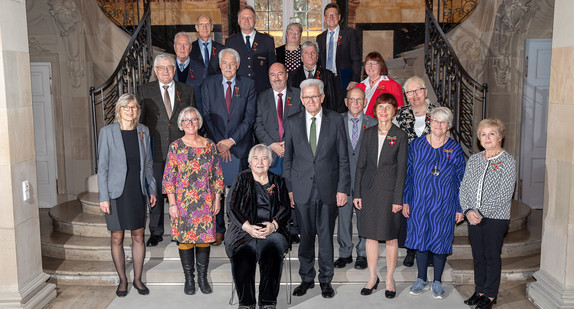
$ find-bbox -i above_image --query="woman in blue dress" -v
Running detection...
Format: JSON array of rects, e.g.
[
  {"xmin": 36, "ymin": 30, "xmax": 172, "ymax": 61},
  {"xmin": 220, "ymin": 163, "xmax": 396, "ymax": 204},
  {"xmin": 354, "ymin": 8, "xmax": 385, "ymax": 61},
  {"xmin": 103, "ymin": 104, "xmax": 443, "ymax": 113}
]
[{"xmin": 402, "ymin": 107, "xmax": 465, "ymax": 299}]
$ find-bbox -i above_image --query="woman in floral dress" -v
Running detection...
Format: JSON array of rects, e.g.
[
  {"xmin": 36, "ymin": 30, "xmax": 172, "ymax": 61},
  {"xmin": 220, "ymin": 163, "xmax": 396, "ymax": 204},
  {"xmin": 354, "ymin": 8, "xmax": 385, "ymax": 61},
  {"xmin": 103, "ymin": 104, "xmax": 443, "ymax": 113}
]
[{"xmin": 163, "ymin": 106, "xmax": 224, "ymax": 295}]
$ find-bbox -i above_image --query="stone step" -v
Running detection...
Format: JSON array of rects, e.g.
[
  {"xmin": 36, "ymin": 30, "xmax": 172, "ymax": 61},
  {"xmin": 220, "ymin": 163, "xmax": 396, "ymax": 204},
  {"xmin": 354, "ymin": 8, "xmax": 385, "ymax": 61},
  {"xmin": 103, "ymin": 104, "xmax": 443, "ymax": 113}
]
[{"xmin": 449, "ymin": 253, "xmax": 540, "ymax": 284}]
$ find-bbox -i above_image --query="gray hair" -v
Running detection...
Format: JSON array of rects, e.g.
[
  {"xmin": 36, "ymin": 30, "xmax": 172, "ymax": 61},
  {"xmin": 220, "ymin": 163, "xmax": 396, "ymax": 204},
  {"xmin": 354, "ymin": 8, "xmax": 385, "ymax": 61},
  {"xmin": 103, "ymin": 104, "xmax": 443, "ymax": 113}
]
[
  {"xmin": 300, "ymin": 78, "xmax": 324, "ymax": 95},
  {"xmin": 248, "ymin": 144, "xmax": 273, "ymax": 166},
  {"xmin": 219, "ymin": 48, "xmax": 241, "ymax": 66},
  {"xmin": 286, "ymin": 22, "xmax": 303, "ymax": 36},
  {"xmin": 177, "ymin": 106, "xmax": 203, "ymax": 131},
  {"xmin": 114, "ymin": 93, "xmax": 140, "ymax": 129},
  {"xmin": 196, "ymin": 14, "xmax": 213, "ymax": 25},
  {"xmin": 430, "ymin": 106, "xmax": 453, "ymax": 128},
  {"xmin": 301, "ymin": 40, "xmax": 319, "ymax": 54},
  {"xmin": 153, "ymin": 53, "xmax": 176, "ymax": 68},
  {"xmin": 173, "ymin": 32, "xmax": 193, "ymax": 46},
  {"xmin": 403, "ymin": 75, "xmax": 426, "ymax": 92}
]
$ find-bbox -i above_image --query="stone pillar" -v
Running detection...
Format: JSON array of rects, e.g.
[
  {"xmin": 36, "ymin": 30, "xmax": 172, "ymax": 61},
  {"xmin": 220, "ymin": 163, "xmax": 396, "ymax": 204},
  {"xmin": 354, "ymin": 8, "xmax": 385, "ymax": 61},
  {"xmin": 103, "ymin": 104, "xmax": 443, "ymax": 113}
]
[
  {"xmin": 0, "ymin": 0, "xmax": 57, "ymax": 307},
  {"xmin": 527, "ymin": 0, "xmax": 574, "ymax": 308}
]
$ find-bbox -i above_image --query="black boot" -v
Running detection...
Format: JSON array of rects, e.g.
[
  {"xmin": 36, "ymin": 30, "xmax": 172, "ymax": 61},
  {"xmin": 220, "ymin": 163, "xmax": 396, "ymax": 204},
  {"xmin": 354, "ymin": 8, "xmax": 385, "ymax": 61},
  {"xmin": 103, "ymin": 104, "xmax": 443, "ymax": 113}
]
[
  {"xmin": 195, "ymin": 246, "xmax": 213, "ymax": 294},
  {"xmin": 178, "ymin": 248, "xmax": 196, "ymax": 295}
]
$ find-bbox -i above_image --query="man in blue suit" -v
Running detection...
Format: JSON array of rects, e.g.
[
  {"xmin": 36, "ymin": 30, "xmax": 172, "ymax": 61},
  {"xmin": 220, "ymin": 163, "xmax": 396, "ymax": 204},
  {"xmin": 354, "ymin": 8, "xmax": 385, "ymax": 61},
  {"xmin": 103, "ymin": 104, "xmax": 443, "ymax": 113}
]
[
  {"xmin": 201, "ymin": 48, "xmax": 256, "ymax": 245},
  {"xmin": 283, "ymin": 79, "xmax": 350, "ymax": 298},
  {"xmin": 173, "ymin": 32, "xmax": 206, "ymax": 114},
  {"xmin": 190, "ymin": 15, "xmax": 224, "ymax": 77},
  {"xmin": 225, "ymin": 5, "xmax": 276, "ymax": 94}
]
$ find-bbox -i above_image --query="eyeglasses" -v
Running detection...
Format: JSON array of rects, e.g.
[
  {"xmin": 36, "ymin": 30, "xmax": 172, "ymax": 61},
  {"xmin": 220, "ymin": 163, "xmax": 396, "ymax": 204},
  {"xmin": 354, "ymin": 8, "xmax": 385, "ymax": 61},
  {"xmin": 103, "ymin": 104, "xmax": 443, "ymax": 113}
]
[
  {"xmin": 121, "ymin": 106, "xmax": 139, "ymax": 111},
  {"xmin": 155, "ymin": 65, "xmax": 174, "ymax": 72},
  {"xmin": 365, "ymin": 61, "xmax": 379, "ymax": 66},
  {"xmin": 431, "ymin": 119, "xmax": 449, "ymax": 126},
  {"xmin": 301, "ymin": 95, "xmax": 322, "ymax": 101},
  {"xmin": 182, "ymin": 118, "xmax": 199, "ymax": 124},
  {"xmin": 325, "ymin": 13, "xmax": 338, "ymax": 18},
  {"xmin": 405, "ymin": 88, "xmax": 425, "ymax": 96},
  {"xmin": 287, "ymin": 30, "xmax": 300, "ymax": 35},
  {"xmin": 346, "ymin": 98, "xmax": 364, "ymax": 103}
]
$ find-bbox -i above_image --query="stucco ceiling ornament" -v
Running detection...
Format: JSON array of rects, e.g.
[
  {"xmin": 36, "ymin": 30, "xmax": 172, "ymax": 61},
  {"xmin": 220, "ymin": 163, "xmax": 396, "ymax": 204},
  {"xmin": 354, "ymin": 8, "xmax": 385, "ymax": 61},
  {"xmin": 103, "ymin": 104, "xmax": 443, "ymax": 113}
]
[{"xmin": 48, "ymin": 0, "xmax": 84, "ymax": 88}]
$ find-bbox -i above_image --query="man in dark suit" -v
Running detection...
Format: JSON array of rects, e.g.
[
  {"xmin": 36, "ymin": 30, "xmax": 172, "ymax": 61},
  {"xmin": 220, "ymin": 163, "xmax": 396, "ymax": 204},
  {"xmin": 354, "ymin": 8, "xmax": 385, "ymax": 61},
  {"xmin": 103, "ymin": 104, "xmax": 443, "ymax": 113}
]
[
  {"xmin": 316, "ymin": 3, "xmax": 362, "ymax": 105},
  {"xmin": 173, "ymin": 32, "xmax": 206, "ymax": 113},
  {"xmin": 201, "ymin": 48, "xmax": 256, "ymax": 245},
  {"xmin": 335, "ymin": 88, "xmax": 377, "ymax": 270},
  {"xmin": 190, "ymin": 15, "xmax": 224, "ymax": 77},
  {"xmin": 283, "ymin": 79, "xmax": 350, "ymax": 298},
  {"xmin": 254, "ymin": 62, "xmax": 302, "ymax": 243},
  {"xmin": 225, "ymin": 5, "xmax": 277, "ymax": 94},
  {"xmin": 138, "ymin": 53, "xmax": 196, "ymax": 247},
  {"xmin": 288, "ymin": 41, "xmax": 339, "ymax": 112}
]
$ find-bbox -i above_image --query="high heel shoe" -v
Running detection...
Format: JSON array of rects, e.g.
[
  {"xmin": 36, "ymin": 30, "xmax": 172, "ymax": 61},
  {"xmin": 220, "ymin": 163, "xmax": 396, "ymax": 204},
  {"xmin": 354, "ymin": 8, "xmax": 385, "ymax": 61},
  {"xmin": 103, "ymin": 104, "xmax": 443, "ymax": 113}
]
[
  {"xmin": 385, "ymin": 279, "xmax": 396, "ymax": 299},
  {"xmin": 475, "ymin": 296, "xmax": 497, "ymax": 309},
  {"xmin": 132, "ymin": 280, "xmax": 150, "ymax": 295},
  {"xmin": 360, "ymin": 277, "xmax": 380, "ymax": 295},
  {"xmin": 115, "ymin": 281, "xmax": 127, "ymax": 297}
]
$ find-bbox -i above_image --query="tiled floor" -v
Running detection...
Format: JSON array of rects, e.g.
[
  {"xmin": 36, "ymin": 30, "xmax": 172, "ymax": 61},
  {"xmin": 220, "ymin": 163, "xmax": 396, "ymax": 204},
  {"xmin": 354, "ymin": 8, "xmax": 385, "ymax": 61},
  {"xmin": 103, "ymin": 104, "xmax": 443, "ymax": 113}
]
[{"xmin": 47, "ymin": 280, "xmax": 538, "ymax": 309}]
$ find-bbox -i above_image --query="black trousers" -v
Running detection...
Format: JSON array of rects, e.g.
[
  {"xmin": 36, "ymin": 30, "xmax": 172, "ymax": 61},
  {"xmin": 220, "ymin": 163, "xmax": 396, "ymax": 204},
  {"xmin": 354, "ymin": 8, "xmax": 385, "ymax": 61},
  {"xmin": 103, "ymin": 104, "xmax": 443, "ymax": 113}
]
[
  {"xmin": 230, "ymin": 233, "xmax": 288, "ymax": 306},
  {"xmin": 468, "ymin": 218, "xmax": 509, "ymax": 298},
  {"xmin": 295, "ymin": 181, "xmax": 338, "ymax": 283},
  {"xmin": 150, "ymin": 161, "xmax": 165, "ymax": 236}
]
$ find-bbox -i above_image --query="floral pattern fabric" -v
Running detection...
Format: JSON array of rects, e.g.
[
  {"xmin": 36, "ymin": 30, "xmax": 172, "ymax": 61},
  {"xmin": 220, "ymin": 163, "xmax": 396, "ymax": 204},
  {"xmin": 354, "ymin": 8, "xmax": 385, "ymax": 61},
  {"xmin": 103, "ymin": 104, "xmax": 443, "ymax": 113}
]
[{"xmin": 163, "ymin": 138, "xmax": 224, "ymax": 244}]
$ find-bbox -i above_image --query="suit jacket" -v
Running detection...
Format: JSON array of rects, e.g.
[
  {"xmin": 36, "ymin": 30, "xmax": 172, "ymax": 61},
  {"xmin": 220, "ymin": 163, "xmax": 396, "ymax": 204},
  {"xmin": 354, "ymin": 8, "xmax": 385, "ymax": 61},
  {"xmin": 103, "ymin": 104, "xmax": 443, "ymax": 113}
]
[
  {"xmin": 201, "ymin": 74, "xmax": 256, "ymax": 159},
  {"xmin": 353, "ymin": 124, "xmax": 408, "ymax": 205},
  {"xmin": 253, "ymin": 87, "xmax": 302, "ymax": 157},
  {"xmin": 288, "ymin": 65, "xmax": 343, "ymax": 112},
  {"xmin": 225, "ymin": 31, "xmax": 277, "ymax": 94},
  {"xmin": 173, "ymin": 59, "xmax": 206, "ymax": 115},
  {"xmin": 97, "ymin": 123, "xmax": 156, "ymax": 202},
  {"xmin": 283, "ymin": 108, "xmax": 350, "ymax": 205},
  {"xmin": 342, "ymin": 112, "xmax": 377, "ymax": 194},
  {"xmin": 190, "ymin": 39, "xmax": 225, "ymax": 76},
  {"xmin": 317, "ymin": 26, "xmax": 362, "ymax": 83},
  {"xmin": 138, "ymin": 80, "xmax": 195, "ymax": 162}
]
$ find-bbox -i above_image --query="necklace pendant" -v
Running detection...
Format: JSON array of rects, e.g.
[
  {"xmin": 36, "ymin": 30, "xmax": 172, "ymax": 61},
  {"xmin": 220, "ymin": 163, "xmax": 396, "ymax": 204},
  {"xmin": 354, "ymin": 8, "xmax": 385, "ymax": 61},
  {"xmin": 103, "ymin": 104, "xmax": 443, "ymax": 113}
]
[{"xmin": 431, "ymin": 165, "xmax": 440, "ymax": 176}]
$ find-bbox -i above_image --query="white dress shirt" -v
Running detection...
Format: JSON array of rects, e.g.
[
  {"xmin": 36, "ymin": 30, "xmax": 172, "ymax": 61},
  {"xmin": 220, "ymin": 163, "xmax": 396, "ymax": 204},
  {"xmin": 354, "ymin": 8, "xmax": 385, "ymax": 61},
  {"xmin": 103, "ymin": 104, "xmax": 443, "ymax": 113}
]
[
  {"xmin": 159, "ymin": 80, "xmax": 175, "ymax": 110},
  {"xmin": 305, "ymin": 108, "xmax": 323, "ymax": 143}
]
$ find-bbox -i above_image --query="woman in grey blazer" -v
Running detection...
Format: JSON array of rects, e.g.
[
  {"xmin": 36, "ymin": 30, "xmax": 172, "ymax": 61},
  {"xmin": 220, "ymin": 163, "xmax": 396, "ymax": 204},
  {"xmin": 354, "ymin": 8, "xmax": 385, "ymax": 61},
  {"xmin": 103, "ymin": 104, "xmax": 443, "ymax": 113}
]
[
  {"xmin": 353, "ymin": 93, "xmax": 408, "ymax": 298},
  {"xmin": 98, "ymin": 93, "xmax": 157, "ymax": 297}
]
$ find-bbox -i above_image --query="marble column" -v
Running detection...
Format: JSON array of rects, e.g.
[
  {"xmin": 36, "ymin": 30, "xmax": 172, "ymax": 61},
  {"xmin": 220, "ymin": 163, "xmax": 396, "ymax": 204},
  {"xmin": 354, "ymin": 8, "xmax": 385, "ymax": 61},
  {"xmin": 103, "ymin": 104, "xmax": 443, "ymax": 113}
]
[
  {"xmin": 0, "ymin": 0, "xmax": 57, "ymax": 307},
  {"xmin": 527, "ymin": 0, "xmax": 574, "ymax": 308}
]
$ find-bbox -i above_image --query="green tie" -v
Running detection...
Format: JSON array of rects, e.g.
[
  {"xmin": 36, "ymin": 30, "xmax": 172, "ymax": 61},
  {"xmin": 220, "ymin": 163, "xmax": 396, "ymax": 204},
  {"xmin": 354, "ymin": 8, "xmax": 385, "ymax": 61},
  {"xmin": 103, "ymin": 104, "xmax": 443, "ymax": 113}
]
[{"xmin": 310, "ymin": 117, "xmax": 317, "ymax": 156}]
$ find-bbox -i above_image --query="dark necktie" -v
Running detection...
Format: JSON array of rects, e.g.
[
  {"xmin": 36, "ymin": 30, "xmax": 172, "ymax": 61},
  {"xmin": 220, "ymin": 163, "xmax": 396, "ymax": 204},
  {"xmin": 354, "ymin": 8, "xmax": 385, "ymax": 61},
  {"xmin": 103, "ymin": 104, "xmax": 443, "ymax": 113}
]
[
  {"xmin": 163, "ymin": 85, "xmax": 172, "ymax": 118},
  {"xmin": 307, "ymin": 69, "xmax": 314, "ymax": 79},
  {"xmin": 225, "ymin": 81, "xmax": 232, "ymax": 114},
  {"xmin": 310, "ymin": 117, "xmax": 317, "ymax": 156},
  {"xmin": 245, "ymin": 35, "xmax": 251, "ymax": 53},
  {"xmin": 351, "ymin": 117, "xmax": 360, "ymax": 150},
  {"xmin": 203, "ymin": 42, "xmax": 210, "ymax": 68},
  {"xmin": 277, "ymin": 93, "xmax": 284, "ymax": 141}
]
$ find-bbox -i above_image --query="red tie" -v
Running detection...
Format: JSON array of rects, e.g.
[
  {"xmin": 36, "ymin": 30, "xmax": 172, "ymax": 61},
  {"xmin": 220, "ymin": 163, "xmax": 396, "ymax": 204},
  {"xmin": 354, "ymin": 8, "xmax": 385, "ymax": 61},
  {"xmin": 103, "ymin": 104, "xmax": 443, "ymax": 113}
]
[
  {"xmin": 225, "ymin": 81, "xmax": 232, "ymax": 114},
  {"xmin": 277, "ymin": 93, "xmax": 284, "ymax": 141}
]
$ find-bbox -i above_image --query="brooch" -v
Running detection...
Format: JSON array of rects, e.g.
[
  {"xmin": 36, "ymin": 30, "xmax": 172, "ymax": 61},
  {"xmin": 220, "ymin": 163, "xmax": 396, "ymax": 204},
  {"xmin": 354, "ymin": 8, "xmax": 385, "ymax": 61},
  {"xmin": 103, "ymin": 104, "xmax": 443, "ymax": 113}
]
[
  {"xmin": 177, "ymin": 91, "xmax": 182, "ymax": 103},
  {"xmin": 387, "ymin": 136, "xmax": 396, "ymax": 146},
  {"xmin": 212, "ymin": 46, "xmax": 216, "ymax": 57},
  {"xmin": 252, "ymin": 42, "xmax": 258, "ymax": 53},
  {"xmin": 443, "ymin": 149, "xmax": 453, "ymax": 159},
  {"xmin": 266, "ymin": 184, "xmax": 275, "ymax": 195},
  {"xmin": 286, "ymin": 97, "xmax": 292, "ymax": 107},
  {"xmin": 363, "ymin": 124, "xmax": 367, "ymax": 131},
  {"xmin": 376, "ymin": 85, "xmax": 385, "ymax": 90},
  {"xmin": 234, "ymin": 86, "xmax": 240, "ymax": 98},
  {"xmin": 315, "ymin": 70, "xmax": 321, "ymax": 79},
  {"xmin": 491, "ymin": 161, "xmax": 501, "ymax": 171},
  {"xmin": 337, "ymin": 35, "xmax": 342, "ymax": 45},
  {"xmin": 189, "ymin": 68, "xmax": 194, "ymax": 79},
  {"xmin": 138, "ymin": 132, "xmax": 145, "ymax": 141}
]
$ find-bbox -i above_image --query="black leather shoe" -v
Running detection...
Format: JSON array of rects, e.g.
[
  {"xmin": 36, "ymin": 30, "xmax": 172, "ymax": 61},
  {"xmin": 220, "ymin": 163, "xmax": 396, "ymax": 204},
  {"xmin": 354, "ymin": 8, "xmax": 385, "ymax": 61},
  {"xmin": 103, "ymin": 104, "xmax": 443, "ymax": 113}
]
[
  {"xmin": 334, "ymin": 256, "xmax": 353, "ymax": 268},
  {"xmin": 403, "ymin": 250, "xmax": 415, "ymax": 267},
  {"xmin": 360, "ymin": 277, "xmax": 379, "ymax": 295},
  {"xmin": 132, "ymin": 281, "xmax": 150, "ymax": 295},
  {"xmin": 290, "ymin": 234, "xmax": 300, "ymax": 244},
  {"xmin": 116, "ymin": 281, "xmax": 127, "ymax": 297},
  {"xmin": 293, "ymin": 281, "xmax": 314, "ymax": 296},
  {"xmin": 146, "ymin": 235, "xmax": 163, "ymax": 247},
  {"xmin": 320, "ymin": 282, "xmax": 335, "ymax": 298},
  {"xmin": 385, "ymin": 290, "xmax": 396, "ymax": 299},
  {"xmin": 475, "ymin": 296, "xmax": 497, "ymax": 309},
  {"xmin": 354, "ymin": 256, "xmax": 367, "ymax": 270},
  {"xmin": 464, "ymin": 292, "xmax": 485, "ymax": 305}
]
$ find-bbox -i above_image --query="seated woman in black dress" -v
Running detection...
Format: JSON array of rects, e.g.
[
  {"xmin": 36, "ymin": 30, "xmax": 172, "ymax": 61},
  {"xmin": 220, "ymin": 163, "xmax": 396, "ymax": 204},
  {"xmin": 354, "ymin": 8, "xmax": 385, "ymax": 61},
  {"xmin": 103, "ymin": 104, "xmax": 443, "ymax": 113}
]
[
  {"xmin": 98, "ymin": 93, "xmax": 157, "ymax": 297},
  {"xmin": 226, "ymin": 144, "xmax": 291, "ymax": 309}
]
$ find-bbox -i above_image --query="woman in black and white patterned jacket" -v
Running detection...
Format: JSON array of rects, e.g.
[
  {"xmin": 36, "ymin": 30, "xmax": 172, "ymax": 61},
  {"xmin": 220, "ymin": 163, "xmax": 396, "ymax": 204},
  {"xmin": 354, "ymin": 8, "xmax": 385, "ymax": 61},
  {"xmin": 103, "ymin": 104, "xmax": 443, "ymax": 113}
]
[{"xmin": 459, "ymin": 118, "xmax": 516, "ymax": 309}]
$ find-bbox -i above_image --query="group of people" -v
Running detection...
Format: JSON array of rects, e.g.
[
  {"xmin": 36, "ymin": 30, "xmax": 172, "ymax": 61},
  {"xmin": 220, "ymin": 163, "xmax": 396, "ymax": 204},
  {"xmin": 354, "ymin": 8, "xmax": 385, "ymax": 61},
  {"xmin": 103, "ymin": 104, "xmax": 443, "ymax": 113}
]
[{"xmin": 96, "ymin": 4, "xmax": 516, "ymax": 309}]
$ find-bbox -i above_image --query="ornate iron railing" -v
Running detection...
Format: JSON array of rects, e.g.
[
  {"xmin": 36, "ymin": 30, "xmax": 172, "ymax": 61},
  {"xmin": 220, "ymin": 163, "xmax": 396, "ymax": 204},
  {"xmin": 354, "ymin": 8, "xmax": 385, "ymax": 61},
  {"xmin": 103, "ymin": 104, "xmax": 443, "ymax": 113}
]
[
  {"xmin": 97, "ymin": 0, "xmax": 144, "ymax": 34},
  {"xmin": 425, "ymin": 0, "xmax": 487, "ymax": 155},
  {"xmin": 432, "ymin": 0, "xmax": 481, "ymax": 33},
  {"xmin": 90, "ymin": 0, "xmax": 153, "ymax": 171}
]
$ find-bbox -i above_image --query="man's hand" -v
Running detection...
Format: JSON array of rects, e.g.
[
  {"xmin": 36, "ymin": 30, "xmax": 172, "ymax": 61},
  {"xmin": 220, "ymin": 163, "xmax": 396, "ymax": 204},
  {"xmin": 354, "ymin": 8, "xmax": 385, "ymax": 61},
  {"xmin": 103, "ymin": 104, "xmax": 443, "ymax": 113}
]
[
  {"xmin": 220, "ymin": 150, "xmax": 232, "ymax": 162},
  {"xmin": 270, "ymin": 142, "xmax": 285, "ymax": 157},
  {"xmin": 216, "ymin": 139, "xmax": 234, "ymax": 153},
  {"xmin": 149, "ymin": 194, "xmax": 157, "ymax": 207},
  {"xmin": 336, "ymin": 192, "xmax": 348, "ymax": 207}
]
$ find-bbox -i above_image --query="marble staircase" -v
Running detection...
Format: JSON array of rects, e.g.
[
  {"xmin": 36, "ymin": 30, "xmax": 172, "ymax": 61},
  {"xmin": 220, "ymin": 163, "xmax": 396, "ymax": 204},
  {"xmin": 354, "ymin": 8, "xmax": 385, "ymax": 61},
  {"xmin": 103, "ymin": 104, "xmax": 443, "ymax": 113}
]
[{"xmin": 41, "ymin": 192, "xmax": 540, "ymax": 287}]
